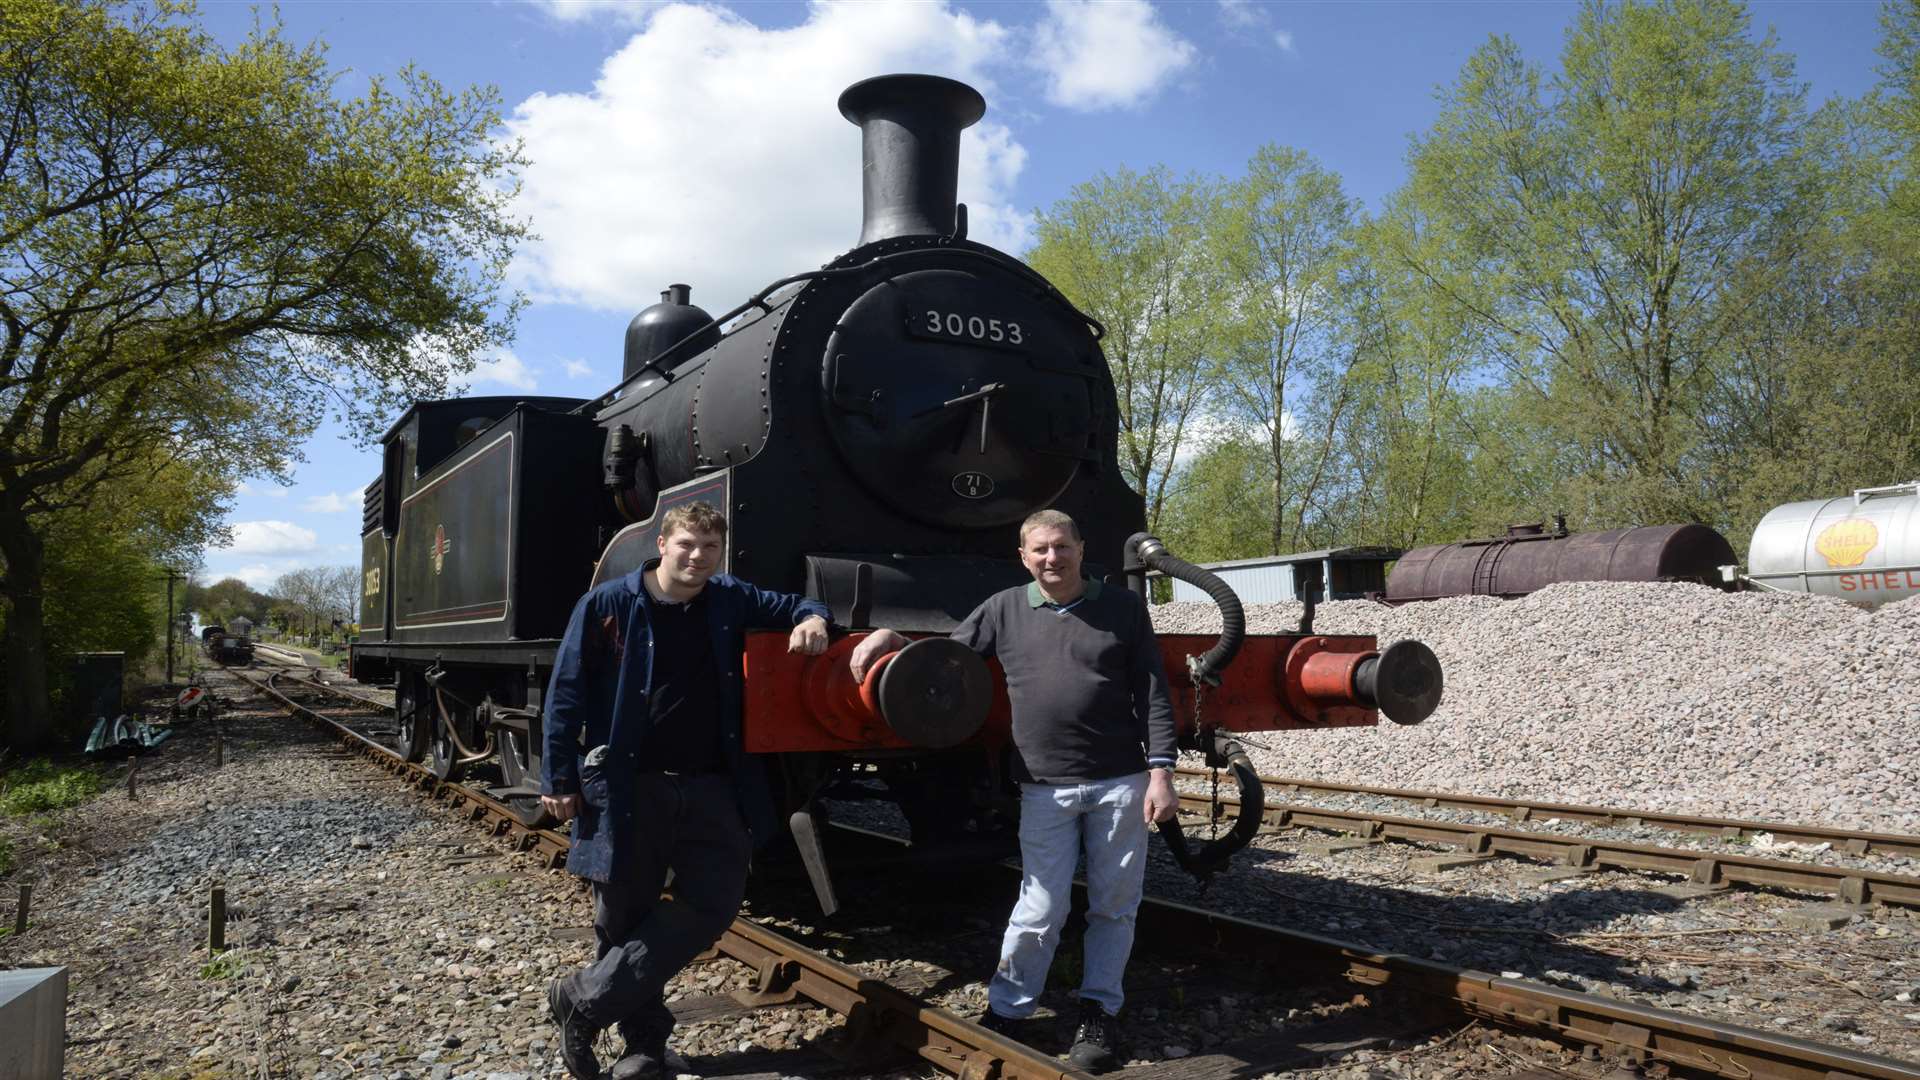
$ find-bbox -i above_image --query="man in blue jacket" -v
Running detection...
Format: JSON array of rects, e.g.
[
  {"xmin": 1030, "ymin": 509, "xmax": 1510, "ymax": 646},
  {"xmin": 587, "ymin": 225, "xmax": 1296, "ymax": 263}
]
[{"xmin": 540, "ymin": 501, "xmax": 830, "ymax": 1080}]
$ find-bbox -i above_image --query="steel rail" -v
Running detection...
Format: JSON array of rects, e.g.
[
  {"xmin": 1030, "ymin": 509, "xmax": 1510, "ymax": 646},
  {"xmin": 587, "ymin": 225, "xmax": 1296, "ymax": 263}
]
[
  {"xmin": 265, "ymin": 669, "xmax": 397, "ymax": 714},
  {"xmin": 1133, "ymin": 897, "xmax": 1920, "ymax": 1080},
  {"xmin": 1175, "ymin": 790, "xmax": 1920, "ymax": 908},
  {"xmin": 1175, "ymin": 766, "xmax": 1920, "ymax": 859},
  {"xmin": 221, "ymin": 665, "xmax": 1087, "ymax": 1080}
]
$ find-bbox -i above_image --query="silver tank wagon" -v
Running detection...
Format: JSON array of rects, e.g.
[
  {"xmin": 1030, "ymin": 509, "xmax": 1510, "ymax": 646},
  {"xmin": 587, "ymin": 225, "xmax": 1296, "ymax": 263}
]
[{"xmin": 1747, "ymin": 481, "xmax": 1920, "ymax": 608}]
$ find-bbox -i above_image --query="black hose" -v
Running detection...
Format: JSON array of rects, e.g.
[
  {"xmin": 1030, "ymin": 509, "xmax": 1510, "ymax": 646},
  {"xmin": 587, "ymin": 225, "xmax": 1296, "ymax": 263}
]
[
  {"xmin": 1126, "ymin": 533, "xmax": 1244, "ymax": 684},
  {"xmin": 1155, "ymin": 734, "xmax": 1264, "ymax": 882}
]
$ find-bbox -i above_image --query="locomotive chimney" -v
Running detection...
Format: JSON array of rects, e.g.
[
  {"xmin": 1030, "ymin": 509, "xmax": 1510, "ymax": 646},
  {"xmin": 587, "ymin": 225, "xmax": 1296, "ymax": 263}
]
[{"xmin": 838, "ymin": 74, "xmax": 986, "ymax": 246}]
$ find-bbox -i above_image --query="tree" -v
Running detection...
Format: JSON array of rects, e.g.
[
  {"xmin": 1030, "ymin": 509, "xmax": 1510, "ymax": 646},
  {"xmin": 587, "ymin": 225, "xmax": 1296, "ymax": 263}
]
[
  {"xmin": 0, "ymin": 1, "xmax": 526, "ymax": 749},
  {"xmin": 1392, "ymin": 0, "xmax": 1809, "ymax": 528},
  {"xmin": 321, "ymin": 565, "xmax": 358, "ymax": 636},
  {"xmin": 188, "ymin": 576, "xmax": 270, "ymax": 626},
  {"xmin": 1027, "ymin": 168, "xmax": 1225, "ymax": 531},
  {"xmin": 1696, "ymin": 1, "xmax": 1920, "ymax": 550},
  {"xmin": 1156, "ymin": 433, "xmax": 1275, "ymax": 562},
  {"xmin": 1209, "ymin": 146, "xmax": 1359, "ymax": 554}
]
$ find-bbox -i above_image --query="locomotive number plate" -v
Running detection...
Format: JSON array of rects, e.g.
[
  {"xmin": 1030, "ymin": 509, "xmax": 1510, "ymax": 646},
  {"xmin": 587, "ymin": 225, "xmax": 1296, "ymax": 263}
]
[{"xmin": 909, "ymin": 306, "xmax": 1029, "ymax": 351}]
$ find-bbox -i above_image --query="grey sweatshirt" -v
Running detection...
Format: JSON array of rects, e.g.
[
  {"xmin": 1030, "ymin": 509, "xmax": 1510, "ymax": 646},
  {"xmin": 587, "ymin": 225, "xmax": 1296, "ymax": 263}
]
[{"xmin": 950, "ymin": 579, "xmax": 1179, "ymax": 784}]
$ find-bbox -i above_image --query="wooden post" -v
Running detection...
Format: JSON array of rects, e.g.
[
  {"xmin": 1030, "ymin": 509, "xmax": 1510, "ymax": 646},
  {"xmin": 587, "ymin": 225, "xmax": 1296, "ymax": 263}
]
[
  {"xmin": 12, "ymin": 884, "xmax": 28, "ymax": 935},
  {"xmin": 126, "ymin": 755, "xmax": 139, "ymax": 800},
  {"xmin": 215, "ymin": 717, "xmax": 224, "ymax": 768},
  {"xmin": 209, "ymin": 885, "xmax": 226, "ymax": 953}
]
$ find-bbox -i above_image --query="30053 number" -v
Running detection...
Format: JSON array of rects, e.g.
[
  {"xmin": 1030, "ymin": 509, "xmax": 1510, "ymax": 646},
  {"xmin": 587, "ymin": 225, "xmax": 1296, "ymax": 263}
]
[{"xmin": 923, "ymin": 309, "xmax": 1023, "ymax": 345}]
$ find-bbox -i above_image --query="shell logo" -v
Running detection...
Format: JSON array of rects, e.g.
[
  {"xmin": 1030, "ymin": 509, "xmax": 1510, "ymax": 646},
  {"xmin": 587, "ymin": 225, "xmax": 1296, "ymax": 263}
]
[{"xmin": 1814, "ymin": 518, "xmax": 1878, "ymax": 568}]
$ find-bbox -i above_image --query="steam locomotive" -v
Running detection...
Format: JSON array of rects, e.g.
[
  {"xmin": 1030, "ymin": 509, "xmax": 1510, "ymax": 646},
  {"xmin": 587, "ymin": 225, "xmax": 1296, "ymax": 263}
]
[{"xmin": 350, "ymin": 74, "xmax": 1441, "ymax": 909}]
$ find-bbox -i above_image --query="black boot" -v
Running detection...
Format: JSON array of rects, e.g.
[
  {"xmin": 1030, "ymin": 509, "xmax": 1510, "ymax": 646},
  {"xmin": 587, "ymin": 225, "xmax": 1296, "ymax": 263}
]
[
  {"xmin": 1066, "ymin": 1000, "xmax": 1120, "ymax": 1073},
  {"xmin": 610, "ymin": 1027, "xmax": 667, "ymax": 1080},
  {"xmin": 547, "ymin": 978, "xmax": 603, "ymax": 1080},
  {"xmin": 612, "ymin": 1002, "xmax": 673, "ymax": 1080}
]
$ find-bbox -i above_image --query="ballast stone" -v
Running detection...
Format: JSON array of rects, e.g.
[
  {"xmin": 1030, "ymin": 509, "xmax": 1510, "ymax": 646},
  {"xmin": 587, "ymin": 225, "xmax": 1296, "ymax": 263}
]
[{"xmin": 1148, "ymin": 582, "xmax": 1920, "ymax": 834}]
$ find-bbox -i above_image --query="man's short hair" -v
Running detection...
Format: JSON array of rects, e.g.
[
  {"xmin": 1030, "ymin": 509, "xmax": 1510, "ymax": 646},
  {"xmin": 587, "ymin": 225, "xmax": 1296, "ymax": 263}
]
[
  {"xmin": 1018, "ymin": 508, "xmax": 1081, "ymax": 546},
  {"xmin": 661, "ymin": 501, "xmax": 728, "ymax": 539}
]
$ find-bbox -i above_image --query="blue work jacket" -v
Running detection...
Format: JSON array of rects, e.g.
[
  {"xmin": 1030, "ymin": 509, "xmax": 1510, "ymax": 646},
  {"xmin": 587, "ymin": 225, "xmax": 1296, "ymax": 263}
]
[{"xmin": 540, "ymin": 561, "xmax": 831, "ymax": 882}]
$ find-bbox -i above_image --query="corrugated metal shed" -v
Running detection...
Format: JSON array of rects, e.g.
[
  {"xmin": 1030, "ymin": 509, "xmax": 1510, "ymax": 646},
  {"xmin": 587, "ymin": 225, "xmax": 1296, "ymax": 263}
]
[{"xmin": 1164, "ymin": 547, "xmax": 1401, "ymax": 604}]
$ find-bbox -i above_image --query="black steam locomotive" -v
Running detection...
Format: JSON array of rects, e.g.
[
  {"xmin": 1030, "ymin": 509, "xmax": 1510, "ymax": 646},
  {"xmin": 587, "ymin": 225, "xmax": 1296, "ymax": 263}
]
[{"xmin": 351, "ymin": 75, "xmax": 1438, "ymax": 908}]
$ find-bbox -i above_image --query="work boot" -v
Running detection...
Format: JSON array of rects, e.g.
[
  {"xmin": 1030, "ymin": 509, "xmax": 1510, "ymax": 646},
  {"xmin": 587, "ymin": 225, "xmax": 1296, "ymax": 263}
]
[
  {"xmin": 976, "ymin": 1008, "xmax": 1021, "ymax": 1039},
  {"xmin": 611, "ymin": 1026, "xmax": 668, "ymax": 1080},
  {"xmin": 610, "ymin": 1047, "xmax": 666, "ymax": 1080},
  {"xmin": 546, "ymin": 978, "xmax": 602, "ymax": 1080},
  {"xmin": 1066, "ymin": 1000, "xmax": 1120, "ymax": 1073}
]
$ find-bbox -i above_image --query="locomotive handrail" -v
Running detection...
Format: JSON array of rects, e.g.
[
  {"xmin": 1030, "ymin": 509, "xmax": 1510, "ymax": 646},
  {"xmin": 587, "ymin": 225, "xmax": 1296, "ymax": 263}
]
[{"xmin": 580, "ymin": 245, "xmax": 1109, "ymax": 417}]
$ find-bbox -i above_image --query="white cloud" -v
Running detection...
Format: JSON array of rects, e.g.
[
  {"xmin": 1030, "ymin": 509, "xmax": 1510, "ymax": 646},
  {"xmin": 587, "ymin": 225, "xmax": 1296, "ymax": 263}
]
[
  {"xmin": 563, "ymin": 359, "xmax": 594, "ymax": 379},
  {"xmin": 1030, "ymin": 0, "xmax": 1195, "ymax": 111},
  {"xmin": 1272, "ymin": 29, "xmax": 1294, "ymax": 52},
  {"xmin": 466, "ymin": 348, "xmax": 540, "ymax": 391},
  {"xmin": 1217, "ymin": 0, "xmax": 1261, "ymax": 29},
  {"xmin": 530, "ymin": 0, "xmax": 658, "ymax": 25},
  {"xmin": 504, "ymin": 1, "xmax": 1028, "ymax": 312},
  {"xmin": 301, "ymin": 489, "xmax": 363, "ymax": 513},
  {"xmin": 223, "ymin": 521, "xmax": 320, "ymax": 557},
  {"xmin": 227, "ymin": 564, "xmax": 284, "ymax": 590}
]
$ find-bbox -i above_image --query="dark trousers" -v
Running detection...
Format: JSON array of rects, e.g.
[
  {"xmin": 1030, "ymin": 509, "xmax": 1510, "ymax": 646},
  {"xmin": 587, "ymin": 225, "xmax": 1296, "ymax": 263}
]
[{"xmin": 568, "ymin": 772, "xmax": 751, "ymax": 1045}]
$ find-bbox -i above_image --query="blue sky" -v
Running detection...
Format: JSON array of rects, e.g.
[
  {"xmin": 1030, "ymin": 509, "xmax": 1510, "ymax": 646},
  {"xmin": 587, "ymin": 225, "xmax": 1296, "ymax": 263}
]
[{"xmin": 191, "ymin": 0, "xmax": 1889, "ymax": 590}]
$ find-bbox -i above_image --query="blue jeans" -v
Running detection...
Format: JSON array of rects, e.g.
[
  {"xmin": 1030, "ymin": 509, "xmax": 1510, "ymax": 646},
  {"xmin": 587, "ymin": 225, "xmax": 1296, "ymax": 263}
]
[{"xmin": 988, "ymin": 772, "xmax": 1149, "ymax": 1018}]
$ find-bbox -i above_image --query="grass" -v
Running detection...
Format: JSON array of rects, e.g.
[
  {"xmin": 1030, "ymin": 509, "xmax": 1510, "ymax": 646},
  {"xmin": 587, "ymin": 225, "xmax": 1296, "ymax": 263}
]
[
  {"xmin": 0, "ymin": 758, "xmax": 105, "ymax": 817},
  {"xmin": 199, "ymin": 950, "xmax": 249, "ymax": 980}
]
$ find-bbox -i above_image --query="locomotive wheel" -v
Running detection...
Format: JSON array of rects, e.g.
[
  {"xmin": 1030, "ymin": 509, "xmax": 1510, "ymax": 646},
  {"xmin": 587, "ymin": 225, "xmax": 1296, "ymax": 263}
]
[
  {"xmin": 496, "ymin": 727, "xmax": 555, "ymax": 828},
  {"xmin": 392, "ymin": 673, "xmax": 431, "ymax": 763}
]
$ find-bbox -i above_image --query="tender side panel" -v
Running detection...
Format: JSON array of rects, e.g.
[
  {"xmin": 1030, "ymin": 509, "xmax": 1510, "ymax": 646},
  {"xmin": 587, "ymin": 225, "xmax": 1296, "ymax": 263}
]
[{"xmin": 394, "ymin": 431, "xmax": 516, "ymax": 634}]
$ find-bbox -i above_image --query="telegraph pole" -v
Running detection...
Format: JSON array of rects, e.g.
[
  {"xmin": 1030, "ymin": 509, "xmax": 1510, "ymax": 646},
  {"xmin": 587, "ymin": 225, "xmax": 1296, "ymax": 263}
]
[{"xmin": 162, "ymin": 569, "xmax": 186, "ymax": 684}]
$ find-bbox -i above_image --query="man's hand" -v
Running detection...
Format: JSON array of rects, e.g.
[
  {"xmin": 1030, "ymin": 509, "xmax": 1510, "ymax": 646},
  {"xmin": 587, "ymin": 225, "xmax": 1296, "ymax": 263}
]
[
  {"xmin": 848, "ymin": 628, "xmax": 909, "ymax": 683},
  {"xmin": 789, "ymin": 615, "xmax": 830, "ymax": 655},
  {"xmin": 1143, "ymin": 768, "xmax": 1177, "ymax": 824},
  {"xmin": 541, "ymin": 793, "xmax": 581, "ymax": 823}
]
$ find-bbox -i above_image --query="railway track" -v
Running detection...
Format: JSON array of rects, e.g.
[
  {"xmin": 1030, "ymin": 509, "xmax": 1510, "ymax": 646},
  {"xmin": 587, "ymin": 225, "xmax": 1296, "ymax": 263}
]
[
  {"xmin": 1176, "ymin": 766, "xmax": 1920, "ymax": 859},
  {"xmin": 221, "ymin": 663, "xmax": 1920, "ymax": 1080},
  {"xmin": 1168, "ymin": 798, "xmax": 1920, "ymax": 910}
]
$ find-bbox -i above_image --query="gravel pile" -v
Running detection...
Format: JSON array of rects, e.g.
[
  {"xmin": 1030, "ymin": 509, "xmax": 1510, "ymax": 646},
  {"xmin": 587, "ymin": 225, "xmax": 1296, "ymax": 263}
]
[{"xmin": 1151, "ymin": 583, "xmax": 1920, "ymax": 834}]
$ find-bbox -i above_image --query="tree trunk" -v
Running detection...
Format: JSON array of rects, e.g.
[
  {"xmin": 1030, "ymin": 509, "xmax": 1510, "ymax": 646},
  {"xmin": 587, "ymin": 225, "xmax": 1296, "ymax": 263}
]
[{"xmin": 0, "ymin": 506, "xmax": 54, "ymax": 753}]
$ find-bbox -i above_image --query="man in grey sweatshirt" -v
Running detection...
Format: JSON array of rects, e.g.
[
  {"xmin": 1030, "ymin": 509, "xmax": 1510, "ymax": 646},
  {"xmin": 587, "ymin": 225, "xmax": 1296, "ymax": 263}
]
[{"xmin": 851, "ymin": 509, "xmax": 1178, "ymax": 1072}]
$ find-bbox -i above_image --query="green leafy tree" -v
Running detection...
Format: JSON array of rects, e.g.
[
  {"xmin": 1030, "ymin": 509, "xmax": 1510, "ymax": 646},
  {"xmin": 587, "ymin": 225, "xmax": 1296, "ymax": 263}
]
[
  {"xmin": 1157, "ymin": 433, "xmax": 1275, "ymax": 562},
  {"xmin": 1697, "ymin": 1, "xmax": 1920, "ymax": 551},
  {"xmin": 188, "ymin": 576, "xmax": 271, "ymax": 627},
  {"xmin": 0, "ymin": 0, "xmax": 526, "ymax": 750},
  {"xmin": 1209, "ymin": 146, "xmax": 1359, "ymax": 553},
  {"xmin": 1394, "ymin": 0, "xmax": 1809, "ymax": 528},
  {"xmin": 1028, "ymin": 167, "xmax": 1226, "ymax": 530}
]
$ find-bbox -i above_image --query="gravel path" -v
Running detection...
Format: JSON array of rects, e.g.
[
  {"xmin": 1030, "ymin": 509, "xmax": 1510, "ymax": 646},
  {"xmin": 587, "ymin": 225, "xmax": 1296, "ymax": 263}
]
[
  {"xmin": 1150, "ymin": 583, "xmax": 1920, "ymax": 834},
  {"xmin": 0, "ymin": 679, "xmax": 850, "ymax": 1080}
]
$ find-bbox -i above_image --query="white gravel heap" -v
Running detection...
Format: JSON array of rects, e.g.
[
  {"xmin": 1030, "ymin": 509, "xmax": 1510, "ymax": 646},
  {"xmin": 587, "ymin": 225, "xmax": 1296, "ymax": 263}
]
[{"xmin": 1150, "ymin": 582, "xmax": 1920, "ymax": 834}]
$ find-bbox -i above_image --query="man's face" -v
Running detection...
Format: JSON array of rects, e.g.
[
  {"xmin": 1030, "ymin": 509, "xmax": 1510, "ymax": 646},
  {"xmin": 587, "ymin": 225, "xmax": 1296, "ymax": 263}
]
[
  {"xmin": 1019, "ymin": 525, "xmax": 1084, "ymax": 592},
  {"xmin": 656, "ymin": 527, "xmax": 724, "ymax": 591}
]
